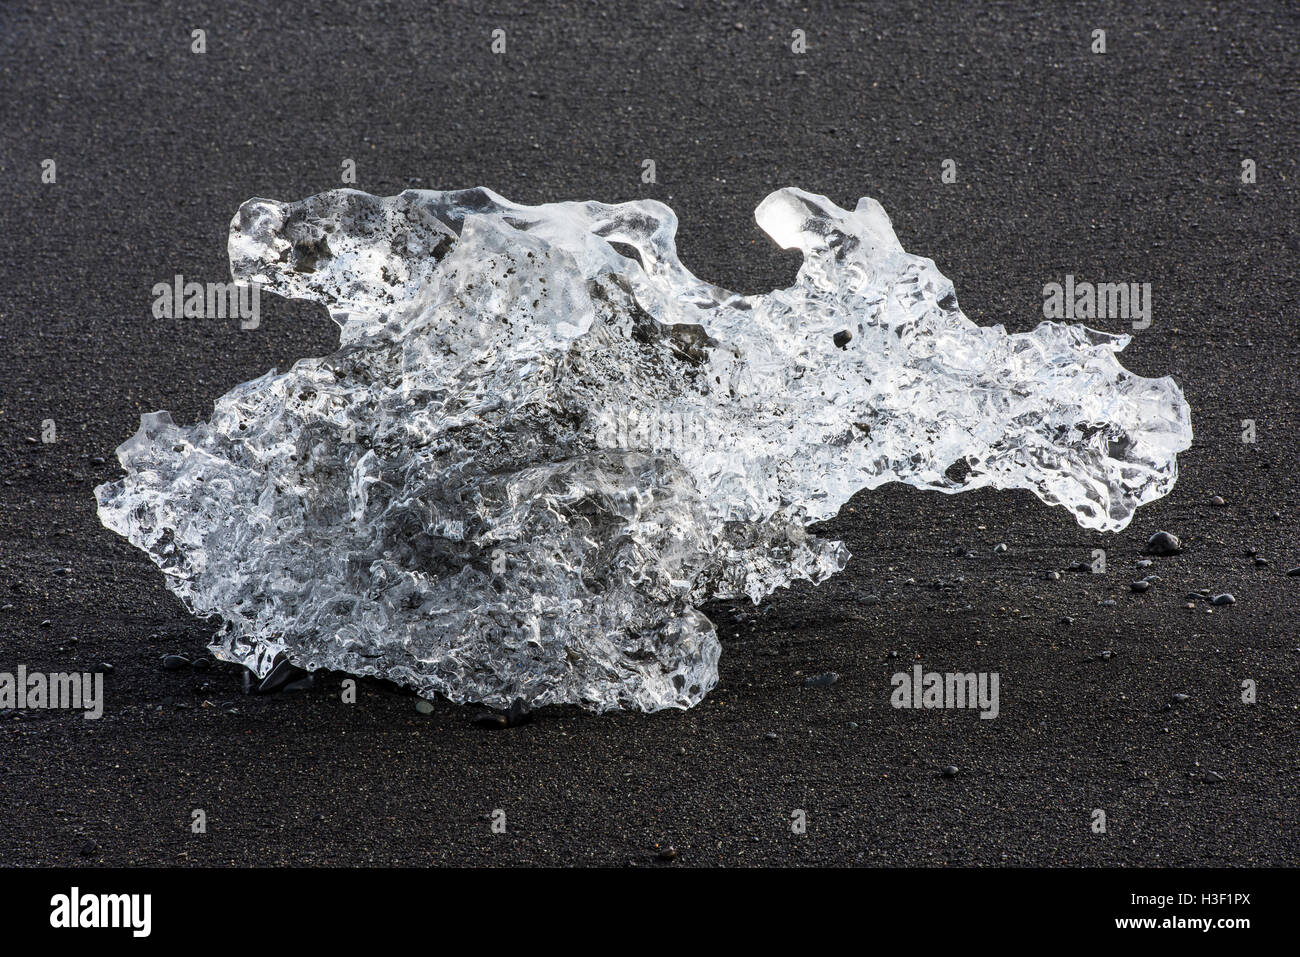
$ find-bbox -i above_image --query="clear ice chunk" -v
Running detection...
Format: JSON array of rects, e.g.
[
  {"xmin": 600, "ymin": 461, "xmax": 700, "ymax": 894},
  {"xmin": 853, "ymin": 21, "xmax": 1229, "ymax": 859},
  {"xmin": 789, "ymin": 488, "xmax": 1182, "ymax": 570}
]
[{"xmin": 95, "ymin": 187, "xmax": 1192, "ymax": 712}]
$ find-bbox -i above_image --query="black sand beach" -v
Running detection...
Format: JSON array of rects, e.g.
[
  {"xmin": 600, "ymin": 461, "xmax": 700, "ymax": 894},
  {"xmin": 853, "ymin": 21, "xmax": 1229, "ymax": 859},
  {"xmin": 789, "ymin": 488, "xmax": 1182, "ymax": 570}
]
[{"xmin": 2, "ymin": 0, "xmax": 1298, "ymax": 866}]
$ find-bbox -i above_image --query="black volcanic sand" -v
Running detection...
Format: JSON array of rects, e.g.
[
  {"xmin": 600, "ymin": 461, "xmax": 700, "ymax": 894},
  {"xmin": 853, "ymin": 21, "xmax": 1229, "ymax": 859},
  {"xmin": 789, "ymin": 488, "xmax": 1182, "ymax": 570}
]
[{"xmin": 1, "ymin": 0, "xmax": 1298, "ymax": 866}]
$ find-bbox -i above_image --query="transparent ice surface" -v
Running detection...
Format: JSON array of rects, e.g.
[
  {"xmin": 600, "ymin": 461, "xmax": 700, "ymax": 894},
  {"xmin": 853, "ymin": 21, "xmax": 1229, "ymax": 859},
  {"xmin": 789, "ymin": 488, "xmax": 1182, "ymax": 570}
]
[{"xmin": 95, "ymin": 187, "xmax": 1192, "ymax": 711}]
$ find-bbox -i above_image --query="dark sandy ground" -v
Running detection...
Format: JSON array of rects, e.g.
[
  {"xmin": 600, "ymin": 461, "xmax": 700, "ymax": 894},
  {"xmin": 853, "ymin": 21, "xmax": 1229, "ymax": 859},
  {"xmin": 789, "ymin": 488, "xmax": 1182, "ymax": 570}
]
[{"xmin": 1, "ymin": 0, "xmax": 1298, "ymax": 866}]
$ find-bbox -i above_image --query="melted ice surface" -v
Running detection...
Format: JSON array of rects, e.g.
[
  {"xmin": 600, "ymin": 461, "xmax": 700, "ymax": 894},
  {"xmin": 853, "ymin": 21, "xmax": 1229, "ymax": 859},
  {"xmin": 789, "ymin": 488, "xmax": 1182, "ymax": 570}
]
[{"xmin": 96, "ymin": 187, "xmax": 1191, "ymax": 711}]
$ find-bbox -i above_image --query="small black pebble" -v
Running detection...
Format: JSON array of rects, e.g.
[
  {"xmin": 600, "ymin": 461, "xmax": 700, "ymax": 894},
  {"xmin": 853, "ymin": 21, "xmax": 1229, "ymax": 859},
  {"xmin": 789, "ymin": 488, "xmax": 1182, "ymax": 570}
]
[
  {"xmin": 1203, "ymin": 771, "xmax": 1225, "ymax": 784},
  {"xmin": 657, "ymin": 845, "xmax": 678, "ymax": 861},
  {"xmin": 1172, "ymin": 693, "xmax": 1190, "ymax": 703},
  {"xmin": 992, "ymin": 543, "xmax": 1008, "ymax": 554},
  {"xmin": 1145, "ymin": 531, "xmax": 1182, "ymax": 555},
  {"xmin": 803, "ymin": 672, "xmax": 840, "ymax": 689},
  {"xmin": 1209, "ymin": 495, "xmax": 1226, "ymax": 506},
  {"xmin": 1210, "ymin": 593, "xmax": 1236, "ymax": 606},
  {"xmin": 473, "ymin": 711, "xmax": 509, "ymax": 730},
  {"xmin": 1130, "ymin": 580, "xmax": 1150, "ymax": 593},
  {"xmin": 161, "ymin": 654, "xmax": 190, "ymax": 670},
  {"xmin": 1286, "ymin": 567, "xmax": 1300, "ymax": 577},
  {"xmin": 942, "ymin": 765, "xmax": 959, "ymax": 778},
  {"xmin": 1044, "ymin": 571, "xmax": 1060, "ymax": 581}
]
